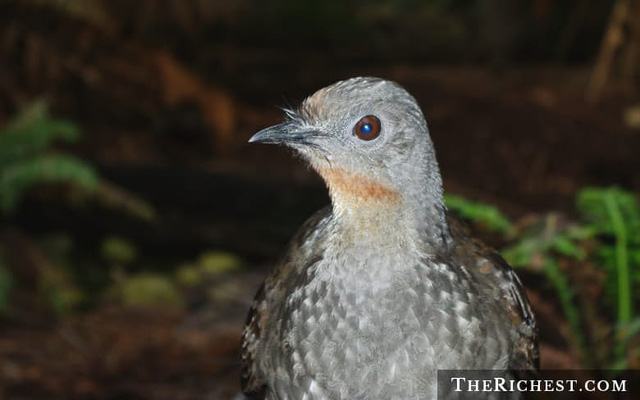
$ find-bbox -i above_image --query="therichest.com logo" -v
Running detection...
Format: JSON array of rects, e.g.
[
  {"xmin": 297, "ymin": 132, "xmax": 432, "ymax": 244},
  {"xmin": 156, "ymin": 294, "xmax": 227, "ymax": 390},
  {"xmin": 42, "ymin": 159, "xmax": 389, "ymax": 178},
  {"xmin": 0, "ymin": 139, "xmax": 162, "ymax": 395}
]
[{"xmin": 437, "ymin": 370, "xmax": 636, "ymax": 400}]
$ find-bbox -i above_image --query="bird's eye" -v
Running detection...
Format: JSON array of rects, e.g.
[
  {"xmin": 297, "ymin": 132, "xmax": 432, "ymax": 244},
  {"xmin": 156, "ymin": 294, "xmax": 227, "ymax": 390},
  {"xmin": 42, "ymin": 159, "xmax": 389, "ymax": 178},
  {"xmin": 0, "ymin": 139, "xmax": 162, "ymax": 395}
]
[{"xmin": 353, "ymin": 115, "xmax": 381, "ymax": 141}]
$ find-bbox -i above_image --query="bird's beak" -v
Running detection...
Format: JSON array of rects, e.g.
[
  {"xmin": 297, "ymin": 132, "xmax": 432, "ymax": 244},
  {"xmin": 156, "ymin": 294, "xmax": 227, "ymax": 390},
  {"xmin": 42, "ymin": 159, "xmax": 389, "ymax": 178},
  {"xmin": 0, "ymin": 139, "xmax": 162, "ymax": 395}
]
[{"xmin": 249, "ymin": 122, "xmax": 320, "ymax": 146}]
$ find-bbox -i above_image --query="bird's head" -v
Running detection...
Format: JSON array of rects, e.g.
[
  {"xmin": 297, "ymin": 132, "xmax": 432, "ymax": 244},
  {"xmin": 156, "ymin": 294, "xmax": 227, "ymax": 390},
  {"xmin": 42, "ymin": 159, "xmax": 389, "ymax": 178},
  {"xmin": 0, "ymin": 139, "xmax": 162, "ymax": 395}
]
[{"xmin": 250, "ymin": 77, "xmax": 449, "ymax": 245}]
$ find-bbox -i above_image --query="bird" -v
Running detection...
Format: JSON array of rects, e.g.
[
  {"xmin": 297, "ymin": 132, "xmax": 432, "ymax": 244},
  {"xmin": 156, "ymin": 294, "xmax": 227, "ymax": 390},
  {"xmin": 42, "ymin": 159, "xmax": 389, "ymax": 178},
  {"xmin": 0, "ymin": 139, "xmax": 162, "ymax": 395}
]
[{"xmin": 241, "ymin": 77, "xmax": 538, "ymax": 400}]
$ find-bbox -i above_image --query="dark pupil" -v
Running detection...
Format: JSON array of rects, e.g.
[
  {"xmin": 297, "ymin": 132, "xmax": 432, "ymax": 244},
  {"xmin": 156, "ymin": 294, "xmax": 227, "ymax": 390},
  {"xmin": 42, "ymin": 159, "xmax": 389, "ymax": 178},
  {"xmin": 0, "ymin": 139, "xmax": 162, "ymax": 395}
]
[{"xmin": 360, "ymin": 123, "xmax": 373, "ymax": 135}]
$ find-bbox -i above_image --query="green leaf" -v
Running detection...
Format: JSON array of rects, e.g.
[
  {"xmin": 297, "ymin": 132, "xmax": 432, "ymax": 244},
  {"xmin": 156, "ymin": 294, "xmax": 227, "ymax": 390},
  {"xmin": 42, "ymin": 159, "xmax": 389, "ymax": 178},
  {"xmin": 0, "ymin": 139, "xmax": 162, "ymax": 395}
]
[
  {"xmin": 445, "ymin": 194, "xmax": 512, "ymax": 234},
  {"xmin": 577, "ymin": 186, "xmax": 640, "ymax": 360},
  {"xmin": 0, "ymin": 101, "xmax": 79, "ymax": 168},
  {"xmin": 565, "ymin": 225, "xmax": 596, "ymax": 241},
  {"xmin": 502, "ymin": 237, "xmax": 542, "ymax": 269},
  {"xmin": 543, "ymin": 258, "xmax": 586, "ymax": 358},
  {"xmin": 0, "ymin": 154, "xmax": 98, "ymax": 213},
  {"xmin": 552, "ymin": 235, "xmax": 585, "ymax": 259},
  {"xmin": 577, "ymin": 187, "xmax": 640, "ymax": 240}
]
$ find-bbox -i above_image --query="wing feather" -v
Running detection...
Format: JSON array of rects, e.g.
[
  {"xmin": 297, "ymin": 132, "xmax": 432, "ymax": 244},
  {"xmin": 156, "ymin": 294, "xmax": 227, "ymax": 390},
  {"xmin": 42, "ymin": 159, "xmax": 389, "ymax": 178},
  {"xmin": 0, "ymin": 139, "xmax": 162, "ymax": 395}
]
[{"xmin": 446, "ymin": 213, "xmax": 539, "ymax": 371}]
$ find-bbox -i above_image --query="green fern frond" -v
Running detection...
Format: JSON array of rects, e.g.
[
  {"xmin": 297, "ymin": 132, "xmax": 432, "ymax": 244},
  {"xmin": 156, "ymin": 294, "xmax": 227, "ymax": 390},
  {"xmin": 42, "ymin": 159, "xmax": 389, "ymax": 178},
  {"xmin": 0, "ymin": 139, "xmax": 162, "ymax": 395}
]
[
  {"xmin": 0, "ymin": 154, "xmax": 98, "ymax": 213},
  {"xmin": 502, "ymin": 214, "xmax": 588, "ymax": 361},
  {"xmin": 577, "ymin": 187, "xmax": 640, "ymax": 243},
  {"xmin": 576, "ymin": 187, "xmax": 640, "ymax": 361},
  {"xmin": 0, "ymin": 101, "xmax": 79, "ymax": 168},
  {"xmin": 444, "ymin": 194, "xmax": 512, "ymax": 234}
]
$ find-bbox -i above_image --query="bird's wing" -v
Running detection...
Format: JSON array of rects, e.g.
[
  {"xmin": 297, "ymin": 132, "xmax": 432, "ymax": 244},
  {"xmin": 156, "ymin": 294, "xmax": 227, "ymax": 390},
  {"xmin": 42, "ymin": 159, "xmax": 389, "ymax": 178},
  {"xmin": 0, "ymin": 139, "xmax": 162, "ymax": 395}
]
[
  {"xmin": 241, "ymin": 207, "xmax": 333, "ymax": 398},
  {"xmin": 446, "ymin": 214, "xmax": 539, "ymax": 371},
  {"xmin": 484, "ymin": 250, "xmax": 539, "ymax": 370},
  {"xmin": 241, "ymin": 281, "xmax": 268, "ymax": 399}
]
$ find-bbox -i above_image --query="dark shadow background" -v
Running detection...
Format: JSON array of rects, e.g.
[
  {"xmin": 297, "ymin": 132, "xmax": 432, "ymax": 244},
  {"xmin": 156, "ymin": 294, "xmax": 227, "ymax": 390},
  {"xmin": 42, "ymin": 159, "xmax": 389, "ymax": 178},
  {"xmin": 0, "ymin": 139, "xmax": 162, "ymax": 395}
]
[{"xmin": 1, "ymin": 1, "xmax": 639, "ymax": 399}]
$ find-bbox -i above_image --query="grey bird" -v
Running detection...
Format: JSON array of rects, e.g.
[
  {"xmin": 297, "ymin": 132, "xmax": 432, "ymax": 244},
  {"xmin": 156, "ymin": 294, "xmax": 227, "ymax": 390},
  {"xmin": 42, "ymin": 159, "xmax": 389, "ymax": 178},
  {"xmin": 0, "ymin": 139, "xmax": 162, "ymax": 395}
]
[{"xmin": 241, "ymin": 77, "xmax": 538, "ymax": 400}]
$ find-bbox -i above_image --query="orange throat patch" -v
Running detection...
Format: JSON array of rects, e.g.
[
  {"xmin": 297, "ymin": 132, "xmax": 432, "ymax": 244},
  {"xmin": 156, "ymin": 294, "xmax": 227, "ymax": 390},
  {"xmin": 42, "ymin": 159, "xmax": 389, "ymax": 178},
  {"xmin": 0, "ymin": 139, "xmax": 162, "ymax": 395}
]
[{"xmin": 316, "ymin": 167, "xmax": 400, "ymax": 205}]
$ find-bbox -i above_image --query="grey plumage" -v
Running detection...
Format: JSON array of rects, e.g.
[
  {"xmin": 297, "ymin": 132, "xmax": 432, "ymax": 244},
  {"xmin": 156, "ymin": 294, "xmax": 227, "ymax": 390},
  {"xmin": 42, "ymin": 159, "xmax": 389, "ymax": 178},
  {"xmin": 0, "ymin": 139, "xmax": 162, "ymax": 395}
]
[{"xmin": 242, "ymin": 77, "xmax": 538, "ymax": 400}]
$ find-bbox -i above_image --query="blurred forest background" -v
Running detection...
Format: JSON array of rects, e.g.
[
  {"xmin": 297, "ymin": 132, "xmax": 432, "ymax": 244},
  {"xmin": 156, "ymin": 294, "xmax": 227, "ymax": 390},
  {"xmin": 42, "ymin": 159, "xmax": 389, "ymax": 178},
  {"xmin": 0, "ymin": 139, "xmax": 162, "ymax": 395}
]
[{"xmin": 1, "ymin": 0, "xmax": 640, "ymax": 399}]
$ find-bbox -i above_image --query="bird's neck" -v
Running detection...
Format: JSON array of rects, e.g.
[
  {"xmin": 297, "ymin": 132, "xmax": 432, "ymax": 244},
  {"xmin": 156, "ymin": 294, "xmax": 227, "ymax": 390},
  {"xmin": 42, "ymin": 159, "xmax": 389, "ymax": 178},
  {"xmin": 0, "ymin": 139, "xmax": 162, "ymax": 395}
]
[
  {"xmin": 318, "ymin": 166, "xmax": 400, "ymax": 207},
  {"xmin": 317, "ymin": 166, "xmax": 450, "ymax": 253}
]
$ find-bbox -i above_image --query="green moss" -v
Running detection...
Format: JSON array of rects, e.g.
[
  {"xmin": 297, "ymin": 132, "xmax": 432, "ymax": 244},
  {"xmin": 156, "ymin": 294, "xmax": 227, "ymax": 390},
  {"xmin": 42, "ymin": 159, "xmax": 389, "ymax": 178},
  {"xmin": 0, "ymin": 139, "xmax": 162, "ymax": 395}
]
[
  {"xmin": 101, "ymin": 236, "xmax": 138, "ymax": 266},
  {"xmin": 197, "ymin": 251, "xmax": 243, "ymax": 275},
  {"xmin": 112, "ymin": 273, "xmax": 183, "ymax": 309}
]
